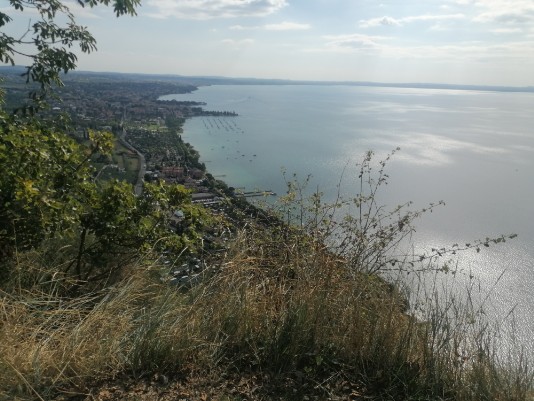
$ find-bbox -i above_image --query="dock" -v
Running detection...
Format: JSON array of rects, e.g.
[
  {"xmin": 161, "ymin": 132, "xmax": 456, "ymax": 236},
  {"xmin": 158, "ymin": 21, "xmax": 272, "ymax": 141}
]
[{"xmin": 236, "ymin": 190, "xmax": 277, "ymax": 198}]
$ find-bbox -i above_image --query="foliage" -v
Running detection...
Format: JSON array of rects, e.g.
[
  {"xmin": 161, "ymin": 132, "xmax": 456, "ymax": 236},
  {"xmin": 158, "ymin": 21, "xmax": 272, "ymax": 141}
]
[
  {"xmin": 126, "ymin": 122, "xmax": 206, "ymax": 171},
  {"xmin": 0, "ymin": 112, "xmax": 97, "ymax": 257},
  {"xmin": 165, "ymin": 115, "xmax": 186, "ymax": 132},
  {"xmin": 1, "ymin": 0, "xmax": 139, "ymax": 98},
  {"xmin": 0, "ymin": 0, "xmax": 213, "ymax": 286},
  {"xmin": 72, "ymin": 180, "xmax": 213, "ymax": 283},
  {"xmin": 1, "ymin": 2, "xmax": 530, "ymax": 399},
  {"xmin": 0, "ymin": 145, "xmax": 530, "ymax": 399},
  {"xmin": 0, "ymin": 0, "xmax": 140, "ymax": 255},
  {"xmin": 0, "ymin": 109, "xmax": 212, "ymax": 285}
]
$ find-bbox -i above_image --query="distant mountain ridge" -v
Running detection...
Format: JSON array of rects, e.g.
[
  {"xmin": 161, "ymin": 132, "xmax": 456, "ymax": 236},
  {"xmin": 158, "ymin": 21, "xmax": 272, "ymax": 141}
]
[{"xmin": 2, "ymin": 65, "xmax": 533, "ymax": 93}]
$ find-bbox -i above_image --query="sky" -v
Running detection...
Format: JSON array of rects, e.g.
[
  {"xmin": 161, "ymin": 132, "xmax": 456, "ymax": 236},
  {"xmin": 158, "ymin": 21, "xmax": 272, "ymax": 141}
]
[{"xmin": 4, "ymin": 0, "xmax": 534, "ymax": 86}]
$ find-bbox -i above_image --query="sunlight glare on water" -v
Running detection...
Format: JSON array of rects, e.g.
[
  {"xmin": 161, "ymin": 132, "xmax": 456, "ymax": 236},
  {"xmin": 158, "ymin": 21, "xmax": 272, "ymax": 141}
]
[{"xmin": 161, "ymin": 85, "xmax": 534, "ymax": 354}]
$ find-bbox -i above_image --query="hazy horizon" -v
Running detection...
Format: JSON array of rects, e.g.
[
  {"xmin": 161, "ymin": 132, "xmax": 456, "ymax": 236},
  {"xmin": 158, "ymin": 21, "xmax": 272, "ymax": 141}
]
[
  {"xmin": 4, "ymin": 65, "xmax": 533, "ymax": 93},
  {"xmin": 69, "ymin": 69, "xmax": 534, "ymax": 90},
  {"xmin": 3, "ymin": 0, "xmax": 534, "ymax": 87}
]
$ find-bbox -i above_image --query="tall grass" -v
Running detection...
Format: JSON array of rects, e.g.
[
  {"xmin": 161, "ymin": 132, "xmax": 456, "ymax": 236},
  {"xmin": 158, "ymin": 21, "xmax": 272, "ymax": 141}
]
[
  {"xmin": 1, "ymin": 223, "xmax": 532, "ymax": 400},
  {"xmin": 1, "ymin": 151, "xmax": 532, "ymax": 400}
]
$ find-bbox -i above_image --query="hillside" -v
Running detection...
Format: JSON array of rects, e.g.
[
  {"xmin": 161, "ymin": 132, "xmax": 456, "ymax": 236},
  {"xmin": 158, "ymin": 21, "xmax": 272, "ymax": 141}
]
[{"xmin": 1, "ymin": 70, "xmax": 532, "ymax": 400}]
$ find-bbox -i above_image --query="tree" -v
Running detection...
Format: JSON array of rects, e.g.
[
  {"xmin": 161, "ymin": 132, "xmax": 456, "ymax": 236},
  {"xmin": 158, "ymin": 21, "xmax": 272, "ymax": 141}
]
[
  {"xmin": 0, "ymin": 0, "xmax": 214, "ymax": 286},
  {"xmin": 0, "ymin": 0, "xmax": 139, "ymax": 261},
  {"xmin": 0, "ymin": 122, "xmax": 109, "ymax": 255},
  {"xmin": 70, "ymin": 180, "xmax": 213, "ymax": 282},
  {"xmin": 1, "ymin": 0, "xmax": 140, "ymax": 109}
]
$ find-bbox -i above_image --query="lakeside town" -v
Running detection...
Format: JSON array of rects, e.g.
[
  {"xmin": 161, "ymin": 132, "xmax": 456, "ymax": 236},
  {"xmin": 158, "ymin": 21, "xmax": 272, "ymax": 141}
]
[
  {"xmin": 0, "ymin": 69, "xmax": 261, "ymax": 263},
  {"xmin": 5, "ymin": 74, "xmax": 243, "ymax": 204}
]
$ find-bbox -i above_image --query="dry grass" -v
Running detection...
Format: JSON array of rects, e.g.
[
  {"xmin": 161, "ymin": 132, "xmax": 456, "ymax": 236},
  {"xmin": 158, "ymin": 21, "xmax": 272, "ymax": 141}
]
[{"xmin": 1, "ymin": 220, "xmax": 532, "ymax": 400}]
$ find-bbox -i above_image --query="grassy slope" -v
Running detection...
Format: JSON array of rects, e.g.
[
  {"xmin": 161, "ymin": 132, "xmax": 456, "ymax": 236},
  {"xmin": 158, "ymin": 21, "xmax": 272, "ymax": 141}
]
[
  {"xmin": 1, "ymin": 214, "xmax": 533, "ymax": 401},
  {"xmin": 0, "ymin": 90, "xmax": 531, "ymax": 398}
]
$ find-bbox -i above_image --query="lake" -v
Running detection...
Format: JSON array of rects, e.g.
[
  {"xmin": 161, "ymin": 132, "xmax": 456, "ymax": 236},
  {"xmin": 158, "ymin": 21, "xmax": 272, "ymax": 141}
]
[{"xmin": 160, "ymin": 85, "xmax": 534, "ymax": 353}]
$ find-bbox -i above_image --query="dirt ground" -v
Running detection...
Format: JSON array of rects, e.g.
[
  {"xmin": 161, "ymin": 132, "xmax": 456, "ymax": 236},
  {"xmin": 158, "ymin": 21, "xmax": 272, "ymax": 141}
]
[{"xmin": 59, "ymin": 370, "xmax": 370, "ymax": 401}]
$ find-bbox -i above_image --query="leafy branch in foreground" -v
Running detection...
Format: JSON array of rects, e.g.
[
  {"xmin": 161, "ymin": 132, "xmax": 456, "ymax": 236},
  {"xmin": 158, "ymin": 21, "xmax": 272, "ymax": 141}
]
[{"xmin": 1, "ymin": 0, "xmax": 140, "ymax": 111}]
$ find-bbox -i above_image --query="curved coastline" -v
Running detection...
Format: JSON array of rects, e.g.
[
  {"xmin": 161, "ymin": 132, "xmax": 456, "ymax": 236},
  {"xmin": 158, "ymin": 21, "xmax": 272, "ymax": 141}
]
[{"xmin": 167, "ymin": 84, "xmax": 534, "ymax": 360}]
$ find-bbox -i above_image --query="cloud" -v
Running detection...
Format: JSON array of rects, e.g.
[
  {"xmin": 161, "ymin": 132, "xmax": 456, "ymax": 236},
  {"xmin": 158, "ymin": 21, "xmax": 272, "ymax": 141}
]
[
  {"xmin": 221, "ymin": 38, "xmax": 255, "ymax": 47},
  {"xmin": 146, "ymin": 0, "xmax": 287, "ymax": 20},
  {"xmin": 384, "ymin": 41, "xmax": 534, "ymax": 62},
  {"xmin": 359, "ymin": 13, "xmax": 465, "ymax": 28},
  {"xmin": 440, "ymin": 1, "xmax": 534, "ymax": 34},
  {"xmin": 322, "ymin": 34, "xmax": 388, "ymax": 52},
  {"xmin": 491, "ymin": 27, "xmax": 522, "ymax": 34},
  {"xmin": 403, "ymin": 14, "xmax": 466, "ymax": 23},
  {"xmin": 264, "ymin": 21, "xmax": 311, "ymax": 31},
  {"xmin": 316, "ymin": 30, "xmax": 534, "ymax": 64},
  {"xmin": 229, "ymin": 21, "xmax": 311, "ymax": 31},
  {"xmin": 360, "ymin": 16, "xmax": 401, "ymax": 28},
  {"xmin": 448, "ymin": 0, "xmax": 534, "ymax": 25},
  {"xmin": 473, "ymin": 1, "xmax": 534, "ymax": 25}
]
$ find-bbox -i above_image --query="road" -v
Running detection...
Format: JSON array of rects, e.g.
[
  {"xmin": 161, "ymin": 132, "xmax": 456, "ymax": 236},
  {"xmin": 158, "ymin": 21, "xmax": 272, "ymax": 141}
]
[{"xmin": 118, "ymin": 128, "xmax": 145, "ymax": 196}]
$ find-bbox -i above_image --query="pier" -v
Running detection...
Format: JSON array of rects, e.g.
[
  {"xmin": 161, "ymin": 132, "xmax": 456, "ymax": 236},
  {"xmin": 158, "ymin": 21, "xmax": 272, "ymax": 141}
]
[{"xmin": 236, "ymin": 190, "xmax": 277, "ymax": 198}]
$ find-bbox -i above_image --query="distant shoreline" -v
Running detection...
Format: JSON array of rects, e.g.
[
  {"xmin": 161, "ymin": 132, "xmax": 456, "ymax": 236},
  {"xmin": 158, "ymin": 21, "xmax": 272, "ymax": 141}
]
[
  {"xmin": 2, "ymin": 66, "xmax": 533, "ymax": 95},
  {"xmin": 72, "ymin": 70, "xmax": 534, "ymax": 94},
  {"xmin": 188, "ymin": 79, "xmax": 534, "ymax": 94}
]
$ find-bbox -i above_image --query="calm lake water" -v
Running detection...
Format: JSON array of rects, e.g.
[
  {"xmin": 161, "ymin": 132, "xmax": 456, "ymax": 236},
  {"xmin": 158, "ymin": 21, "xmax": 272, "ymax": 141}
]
[{"xmin": 161, "ymin": 85, "xmax": 534, "ymax": 353}]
